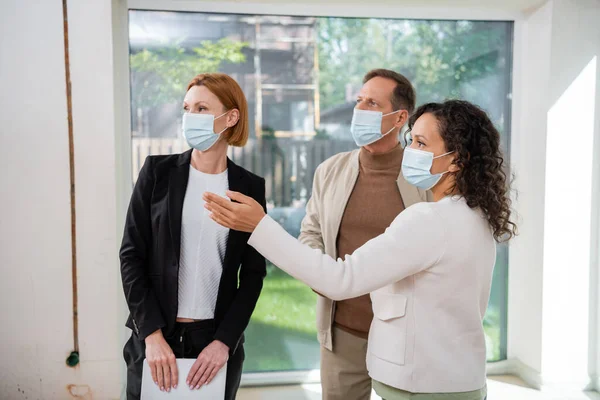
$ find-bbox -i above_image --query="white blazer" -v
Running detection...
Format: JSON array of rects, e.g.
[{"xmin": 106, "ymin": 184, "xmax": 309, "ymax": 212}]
[{"xmin": 248, "ymin": 196, "xmax": 496, "ymax": 393}]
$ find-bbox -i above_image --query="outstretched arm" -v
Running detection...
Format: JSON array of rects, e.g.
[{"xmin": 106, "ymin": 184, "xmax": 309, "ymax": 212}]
[{"xmin": 204, "ymin": 191, "xmax": 445, "ymax": 300}]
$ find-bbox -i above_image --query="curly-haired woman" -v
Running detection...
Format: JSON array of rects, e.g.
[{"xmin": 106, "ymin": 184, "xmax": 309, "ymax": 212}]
[{"xmin": 203, "ymin": 99, "xmax": 517, "ymax": 400}]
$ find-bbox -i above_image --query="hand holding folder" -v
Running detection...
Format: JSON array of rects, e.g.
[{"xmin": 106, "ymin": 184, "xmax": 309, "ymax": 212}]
[{"xmin": 141, "ymin": 359, "xmax": 227, "ymax": 399}]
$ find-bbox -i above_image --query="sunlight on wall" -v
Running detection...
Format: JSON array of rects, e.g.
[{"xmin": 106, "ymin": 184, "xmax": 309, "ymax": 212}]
[{"xmin": 542, "ymin": 55, "xmax": 597, "ymax": 384}]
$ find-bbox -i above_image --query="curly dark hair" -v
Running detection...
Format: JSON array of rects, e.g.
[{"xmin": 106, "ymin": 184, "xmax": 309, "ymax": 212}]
[{"xmin": 408, "ymin": 100, "xmax": 517, "ymax": 242}]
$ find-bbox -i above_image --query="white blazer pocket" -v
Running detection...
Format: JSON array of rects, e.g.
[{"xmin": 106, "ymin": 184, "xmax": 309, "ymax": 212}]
[{"xmin": 369, "ymin": 291, "xmax": 408, "ymax": 366}]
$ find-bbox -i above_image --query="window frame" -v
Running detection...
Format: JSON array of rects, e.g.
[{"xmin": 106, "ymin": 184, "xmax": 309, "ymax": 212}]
[{"xmin": 119, "ymin": 0, "xmax": 520, "ymax": 386}]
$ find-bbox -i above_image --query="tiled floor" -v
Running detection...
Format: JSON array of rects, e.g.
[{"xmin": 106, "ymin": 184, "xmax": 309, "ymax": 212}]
[{"xmin": 238, "ymin": 376, "xmax": 600, "ymax": 400}]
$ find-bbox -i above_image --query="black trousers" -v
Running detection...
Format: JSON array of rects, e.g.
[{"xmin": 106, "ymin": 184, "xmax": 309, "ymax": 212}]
[{"xmin": 124, "ymin": 320, "xmax": 244, "ymax": 400}]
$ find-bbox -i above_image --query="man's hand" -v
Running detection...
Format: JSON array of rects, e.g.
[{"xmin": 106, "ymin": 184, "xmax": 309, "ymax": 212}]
[
  {"xmin": 145, "ymin": 330, "xmax": 178, "ymax": 392},
  {"xmin": 187, "ymin": 340, "xmax": 229, "ymax": 389}
]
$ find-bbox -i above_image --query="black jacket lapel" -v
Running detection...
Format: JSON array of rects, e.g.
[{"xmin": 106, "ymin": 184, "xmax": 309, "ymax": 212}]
[
  {"xmin": 223, "ymin": 158, "xmax": 250, "ymax": 268},
  {"xmin": 168, "ymin": 150, "xmax": 192, "ymax": 265}
]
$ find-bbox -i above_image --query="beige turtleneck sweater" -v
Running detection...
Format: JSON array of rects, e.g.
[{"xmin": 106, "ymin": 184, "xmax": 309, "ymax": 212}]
[{"xmin": 334, "ymin": 144, "xmax": 406, "ymax": 338}]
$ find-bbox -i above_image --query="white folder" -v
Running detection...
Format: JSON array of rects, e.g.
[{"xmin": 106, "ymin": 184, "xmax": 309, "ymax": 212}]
[{"xmin": 141, "ymin": 359, "xmax": 226, "ymax": 399}]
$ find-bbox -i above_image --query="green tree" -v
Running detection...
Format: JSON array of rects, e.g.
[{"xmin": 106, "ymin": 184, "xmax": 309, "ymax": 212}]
[
  {"xmin": 317, "ymin": 18, "xmax": 382, "ymax": 111},
  {"xmin": 388, "ymin": 20, "xmax": 507, "ymax": 105},
  {"xmin": 316, "ymin": 18, "xmax": 509, "ymax": 130},
  {"xmin": 130, "ymin": 38, "xmax": 249, "ymax": 110}
]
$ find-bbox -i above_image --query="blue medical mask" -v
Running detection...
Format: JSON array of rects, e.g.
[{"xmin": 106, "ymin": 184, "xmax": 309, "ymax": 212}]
[
  {"xmin": 402, "ymin": 147, "xmax": 455, "ymax": 190},
  {"xmin": 182, "ymin": 111, "xmax": 229, "ymax": 151},
  {"xmin": 350, "ymin": 108, "xmax": 401, "ymax": 147}
]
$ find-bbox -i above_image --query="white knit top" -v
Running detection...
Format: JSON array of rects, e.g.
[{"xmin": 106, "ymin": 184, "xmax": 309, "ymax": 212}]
[{"xmin": 177, "ymin": 166, "xmax": 229, "ymax": 320}]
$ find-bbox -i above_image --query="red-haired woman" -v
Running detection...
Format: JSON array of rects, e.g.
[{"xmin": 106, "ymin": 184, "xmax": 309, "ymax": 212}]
[{"xmin": 121, "ymin": 73, "xmax": 266, "ymax": 400}]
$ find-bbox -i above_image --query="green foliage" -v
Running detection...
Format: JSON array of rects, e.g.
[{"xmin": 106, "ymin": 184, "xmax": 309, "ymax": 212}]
[
  {"xmin": 244, "ymin": 267, "xmax": 319, "ymax": 371},
  {"xmin": 317, "ymin": 18, "xmax": 509, "ymax": 120},
  {"xmin": 317, "ymin": 18, "xmax": 374, "ymax": 111},
  {"xmin": 261, "ymin": 125, "xmax": 276, "ymax": 140},
  {"xmin": 314, "ymin": 128, "xmax": 330, "ymax": 139},
  {"xmin": 130, "ymin": 38, "xmax": 248, "ymax": 109},
  {"xmin": 483, "ymin": 306, "xmax": 501, "ymax": 361}
]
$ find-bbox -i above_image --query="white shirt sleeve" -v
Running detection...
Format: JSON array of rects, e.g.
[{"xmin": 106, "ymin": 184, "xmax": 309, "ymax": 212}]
[{"xmin": 248, "ymin": 202, "xmax": 447, "ymax": 300}]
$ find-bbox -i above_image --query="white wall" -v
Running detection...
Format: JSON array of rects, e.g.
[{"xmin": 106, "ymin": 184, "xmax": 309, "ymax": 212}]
[
  {"xmin": 542, "ymin": 0, "xmax": 600, "ymax": 388},
  {"xmin": 0, "ymin": 0, "xmax": 126, "ymax": 399},
  {"xmin": 580, "ymin": 0, "xmax": 600, "ymax": 390},
  {"xmin": 508, "ymin": 0, "xmax": 600, "ymax": 390},
  {"xmin": 594, "ymin": 12, "xmax": 600, "ymax": 389},
  {"xmin": 0, "ymin": 0, "xmax": 75, "ymax": 398}
]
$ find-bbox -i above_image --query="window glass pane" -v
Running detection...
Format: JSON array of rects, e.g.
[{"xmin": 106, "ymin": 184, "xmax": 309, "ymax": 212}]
[{"xmin": 128, "ymin": 10, "xmax": 512, "ymax": 372}]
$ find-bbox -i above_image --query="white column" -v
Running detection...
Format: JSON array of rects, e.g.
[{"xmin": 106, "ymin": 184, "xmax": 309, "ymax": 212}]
[
  {"xmin": 509, "ymin": 0, "xmax": 600, "ymax": 391},
  {"xmin": 508, "ymin": 0, "xmax": 553, "ymax": 381},
  {"xmin": 67, "ymin": 0, "xmax": 129, "ymax": 398}
]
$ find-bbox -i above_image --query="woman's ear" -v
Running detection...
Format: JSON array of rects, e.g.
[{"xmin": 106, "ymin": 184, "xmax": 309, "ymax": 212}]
[
  {"xmin": 227, "ymin": 109, "xmax": 240, "ymax": 128},
  {"xmin": 448, "ymin": 155, "xmax": 461, "ymax": 173}
]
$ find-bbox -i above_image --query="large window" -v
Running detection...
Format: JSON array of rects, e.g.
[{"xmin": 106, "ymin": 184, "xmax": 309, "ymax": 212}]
[{"xmin": 128, "ymin": 10, "xmax": 512, "ymax": 373}]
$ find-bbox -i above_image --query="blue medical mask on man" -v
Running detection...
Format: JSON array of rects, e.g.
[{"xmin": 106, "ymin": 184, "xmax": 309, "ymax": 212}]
[
  {"xmin": 182, "ymin": 111, "xmax": 229, "ymax": 151},
  {"xmin": 350, "ymin": 108, "xmax": 401, "ymax": 147},
  {"xmin": 402, "ymin": 147, "xmax": 455, "ymax": 190}
]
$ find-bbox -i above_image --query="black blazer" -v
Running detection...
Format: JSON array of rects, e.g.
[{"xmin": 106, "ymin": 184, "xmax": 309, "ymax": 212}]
[{"xmin": 120, "ymin": 149, "xmax": 266, "ymax": 353}]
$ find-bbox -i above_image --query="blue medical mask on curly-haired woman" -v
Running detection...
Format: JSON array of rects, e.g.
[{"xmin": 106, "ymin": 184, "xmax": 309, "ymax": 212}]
[
  {"xmin": 350, "ymin": 108, "xmax": 401, "ymax": 147},
  {"xmin": 182, "ymin": 111, "xmax": 229, "ymax": 151},
  {"xmin": 402, "ymin": 147, "xmax": 455, "ymax": 190}
]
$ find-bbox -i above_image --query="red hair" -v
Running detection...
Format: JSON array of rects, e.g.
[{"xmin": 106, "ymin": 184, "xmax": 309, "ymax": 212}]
[{"xmin": 187, "ymin": 73, "xmax": 249, "ymax": 146}]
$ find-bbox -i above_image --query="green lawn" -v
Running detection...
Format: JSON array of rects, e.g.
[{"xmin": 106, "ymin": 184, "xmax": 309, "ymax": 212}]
[
  {"xmin": 243, "ymin": 265, "xmax": 320, "ymax": 372},
  {"xmin": 243, "ymin": 264, "xmax": 501, "ymax": 372}
]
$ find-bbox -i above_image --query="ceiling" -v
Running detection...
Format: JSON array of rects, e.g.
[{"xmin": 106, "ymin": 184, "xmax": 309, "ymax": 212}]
[{"xmin": 166, "ymin": 0, "xmax": 549, "ymax": 15}]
